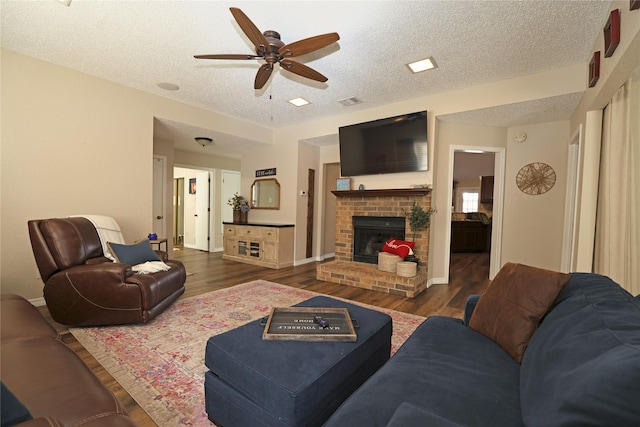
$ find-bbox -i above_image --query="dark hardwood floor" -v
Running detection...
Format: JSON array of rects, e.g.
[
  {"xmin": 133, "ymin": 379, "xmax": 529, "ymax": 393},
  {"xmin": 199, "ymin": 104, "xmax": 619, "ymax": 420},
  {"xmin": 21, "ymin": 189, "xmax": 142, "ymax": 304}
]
[{"xmin": 40, "ymin": 250, "xmax": 491, "ymax": 426}]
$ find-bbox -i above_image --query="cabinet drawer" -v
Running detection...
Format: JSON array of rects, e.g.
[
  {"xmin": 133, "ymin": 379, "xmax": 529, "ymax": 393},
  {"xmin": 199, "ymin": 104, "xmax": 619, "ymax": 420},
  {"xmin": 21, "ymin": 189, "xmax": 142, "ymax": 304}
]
[
  {"xmin": 262, "ymin": 229, "xmax": 278, "ymax": 241},
  {"xmin": 237, "ymin": 226, "xmax": 261, "ymax": 238},
  {"xmin": 223, "ymin": 225, "xmax": 237, "ymax": 236}
]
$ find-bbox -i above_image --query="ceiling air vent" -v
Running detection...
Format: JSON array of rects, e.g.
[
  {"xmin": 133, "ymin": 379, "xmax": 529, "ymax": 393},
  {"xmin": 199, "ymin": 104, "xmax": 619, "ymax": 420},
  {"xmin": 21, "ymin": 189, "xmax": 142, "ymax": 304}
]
[{"xmin": 338, "ymin": 96, "xmax": 362, "ymax": 107}]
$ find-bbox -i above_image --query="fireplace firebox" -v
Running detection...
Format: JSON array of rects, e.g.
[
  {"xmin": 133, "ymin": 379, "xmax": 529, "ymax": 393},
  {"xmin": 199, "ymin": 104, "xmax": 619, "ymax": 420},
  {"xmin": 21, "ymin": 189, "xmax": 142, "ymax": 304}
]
[{"xmin": 352, "ymin": 216, "xmax": 405, "ymax": 264}]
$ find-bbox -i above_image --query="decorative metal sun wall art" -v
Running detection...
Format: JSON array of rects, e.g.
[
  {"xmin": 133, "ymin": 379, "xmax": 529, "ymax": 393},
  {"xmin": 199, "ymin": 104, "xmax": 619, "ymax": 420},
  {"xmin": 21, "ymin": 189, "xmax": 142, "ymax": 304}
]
[{"xmin": 516, "ymin": 162, "xmax": 556, "ymax": 195}]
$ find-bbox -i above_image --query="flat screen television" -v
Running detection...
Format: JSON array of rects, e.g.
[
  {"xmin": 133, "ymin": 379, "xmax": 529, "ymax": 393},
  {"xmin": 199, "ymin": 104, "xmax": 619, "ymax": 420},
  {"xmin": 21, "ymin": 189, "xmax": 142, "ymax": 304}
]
[{"xmin": 339, "ymin": 110, "xmax": 428, "ymax": 176}]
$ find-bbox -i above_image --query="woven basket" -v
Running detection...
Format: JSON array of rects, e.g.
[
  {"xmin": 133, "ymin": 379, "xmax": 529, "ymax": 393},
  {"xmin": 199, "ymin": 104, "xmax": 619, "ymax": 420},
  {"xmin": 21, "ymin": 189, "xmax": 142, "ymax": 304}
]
[
  {"xmin": 397, "ymin": 261, "xmax": 417, "ymax": 277},
  {"xmin": 378, "ymin": 252, "xmax": 401, "ymax": 272}
]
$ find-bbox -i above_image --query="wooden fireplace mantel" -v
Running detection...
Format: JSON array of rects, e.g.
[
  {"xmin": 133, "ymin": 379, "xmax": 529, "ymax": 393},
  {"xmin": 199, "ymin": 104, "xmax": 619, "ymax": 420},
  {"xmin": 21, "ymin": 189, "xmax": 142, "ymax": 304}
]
[{"xmin": 331, "ymin": 188, "xmax": 431, "ymax": 198}]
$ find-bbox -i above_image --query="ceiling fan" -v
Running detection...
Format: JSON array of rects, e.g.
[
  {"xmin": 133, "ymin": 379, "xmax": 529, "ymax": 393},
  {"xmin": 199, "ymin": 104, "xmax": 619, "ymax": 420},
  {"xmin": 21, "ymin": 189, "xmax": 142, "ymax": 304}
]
[{"xmin": 195, "ymin": 7, "xmax": 340, "ymax": 90}]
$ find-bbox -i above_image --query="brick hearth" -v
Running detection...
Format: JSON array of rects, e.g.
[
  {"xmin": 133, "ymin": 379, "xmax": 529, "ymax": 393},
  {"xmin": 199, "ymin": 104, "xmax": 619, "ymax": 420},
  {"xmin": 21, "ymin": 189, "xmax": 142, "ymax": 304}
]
[{"xmin": 317, "ymin": 188, "xmax": 432, "ymax": 298}]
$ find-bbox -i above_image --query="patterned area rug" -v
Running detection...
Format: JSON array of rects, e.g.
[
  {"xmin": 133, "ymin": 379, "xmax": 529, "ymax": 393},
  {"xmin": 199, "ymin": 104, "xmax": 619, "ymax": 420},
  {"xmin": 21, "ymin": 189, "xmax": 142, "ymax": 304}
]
[{"xmin": 70, "ymin": 280, "xmax": 426, "ymax": 426}]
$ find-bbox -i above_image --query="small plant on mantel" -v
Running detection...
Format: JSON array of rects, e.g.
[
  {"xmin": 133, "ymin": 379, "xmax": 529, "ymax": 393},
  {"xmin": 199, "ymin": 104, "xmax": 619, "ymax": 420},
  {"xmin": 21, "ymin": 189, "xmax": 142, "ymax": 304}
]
[{"xmin": 402, "ymin": 201, "xmax": 436, "ymax": 263}]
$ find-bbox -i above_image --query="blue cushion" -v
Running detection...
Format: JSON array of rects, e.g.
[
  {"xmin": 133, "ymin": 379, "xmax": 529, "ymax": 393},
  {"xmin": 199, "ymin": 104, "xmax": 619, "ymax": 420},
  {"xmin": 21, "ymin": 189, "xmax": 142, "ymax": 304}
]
[
  {"xmin": 521, "ymin": 273, "xmax": 640, "ymax": 426},
  {"xmin": 1, "ymin": 382, "xmax": 32, "ymax": 427},
  {"xmin": 204, "ymin": 296, "xmax": 392, "ymax": 427},
  {"xmin": 107, "ymin": 240, "xmax": 160, "ymax": 265},
  {"xmin": 386, "ymin": 403, "xmax": 468, "ymax": 427},
  {"xmin": 325, "ymin": 316, "xmax": 524, "ymax": 427}
]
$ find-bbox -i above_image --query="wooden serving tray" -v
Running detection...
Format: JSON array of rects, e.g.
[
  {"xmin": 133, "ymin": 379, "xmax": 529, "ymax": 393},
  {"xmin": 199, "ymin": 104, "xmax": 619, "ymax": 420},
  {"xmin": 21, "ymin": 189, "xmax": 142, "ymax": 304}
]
[{"xmin": 262, "ymin": 307, "xmax": 357, "ymax": 342}]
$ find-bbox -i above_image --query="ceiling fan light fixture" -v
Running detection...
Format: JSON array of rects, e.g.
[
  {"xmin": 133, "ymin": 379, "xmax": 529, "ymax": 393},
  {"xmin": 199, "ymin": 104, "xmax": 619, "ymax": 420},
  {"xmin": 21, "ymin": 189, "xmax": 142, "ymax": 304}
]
[
  {"xmin": 289, "ymin": 97, "xmax": 310, "ymax": 107},
  {"xmin": 407, "ymin": 57, "xmax": 437, "ymax": 73},
  {"xmin": 195, "ymin": 137, "xmax": 213, "ymax": 147}
]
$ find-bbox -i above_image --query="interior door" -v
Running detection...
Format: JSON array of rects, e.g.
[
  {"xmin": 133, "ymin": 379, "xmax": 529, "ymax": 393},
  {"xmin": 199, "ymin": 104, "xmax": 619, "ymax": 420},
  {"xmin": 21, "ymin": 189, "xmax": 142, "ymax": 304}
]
[
  {"xmin": 152, "ymin": 156, "xmax": 166, "ymax": 238},
  {"xmin": 194, "ymin": 171, "xmax": 210, "ymax": 251}
]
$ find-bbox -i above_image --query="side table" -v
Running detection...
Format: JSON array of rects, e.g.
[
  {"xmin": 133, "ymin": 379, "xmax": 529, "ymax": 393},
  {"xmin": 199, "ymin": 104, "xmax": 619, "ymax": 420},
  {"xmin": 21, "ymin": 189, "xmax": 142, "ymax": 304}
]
[{"xmin": 147, "ymin": 238, "xmax": 168, "ymax": 252}]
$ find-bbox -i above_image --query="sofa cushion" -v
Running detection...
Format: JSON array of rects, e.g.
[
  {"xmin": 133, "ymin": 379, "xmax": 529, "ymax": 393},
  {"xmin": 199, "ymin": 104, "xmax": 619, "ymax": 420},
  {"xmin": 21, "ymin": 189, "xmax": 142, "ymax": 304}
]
[
  {"xmin": 107, "ymin": 240, "xmax": 161, "ymax": 265},
  {"xmin": 469, "ymin": 262, "xmax": 571, "ymax": 362},
  {"xmin": 382, "ymin": 238, "xmax": 415, "ymax": 259},
  {"xmin": 386, "ymin": 403, "xmax": 466, "ymax": 427},
  {"xmin": 1, "ymin": 382, "xmax": 32, "ymax": 426},
  {"xmin": 325, "ymin": 316, "xmax": 524, "ymax": 427},
  {"xmin": 520, "ymin": 273, "xmax": 640, "ymax": 427}
]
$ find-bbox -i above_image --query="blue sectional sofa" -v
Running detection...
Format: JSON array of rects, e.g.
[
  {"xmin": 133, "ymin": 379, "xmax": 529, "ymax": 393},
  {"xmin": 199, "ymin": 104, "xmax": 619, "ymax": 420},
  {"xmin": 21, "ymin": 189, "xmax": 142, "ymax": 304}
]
[{"xmin": 324, "ymin": 267, "xmax": 640, "ymax": 427}]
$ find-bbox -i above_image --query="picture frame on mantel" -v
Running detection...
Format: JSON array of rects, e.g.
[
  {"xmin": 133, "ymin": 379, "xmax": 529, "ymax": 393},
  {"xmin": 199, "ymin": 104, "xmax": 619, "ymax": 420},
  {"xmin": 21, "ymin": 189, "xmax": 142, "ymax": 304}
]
[
  {"xmin": 603, "ymin": 9, "xmax": 620, "ymax": 57},
  {"xmin": 589, "ymin": 51, "xmax": 600, "ymax": 88},
  {"xmin": 336, "ymin": 178, "xmax": 351, "ymax": 191}
]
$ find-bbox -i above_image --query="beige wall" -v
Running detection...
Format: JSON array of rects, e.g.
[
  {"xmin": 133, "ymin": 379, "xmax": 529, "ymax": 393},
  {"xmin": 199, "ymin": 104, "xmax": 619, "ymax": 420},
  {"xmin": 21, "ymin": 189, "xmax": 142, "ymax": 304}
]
[
  {"xmin": 1, "ymin": 49, "xmax": 269, "ymax": 299},
  {"xmin": 501, "ymin": 121, "xmax": 570, "ymax": 270}
]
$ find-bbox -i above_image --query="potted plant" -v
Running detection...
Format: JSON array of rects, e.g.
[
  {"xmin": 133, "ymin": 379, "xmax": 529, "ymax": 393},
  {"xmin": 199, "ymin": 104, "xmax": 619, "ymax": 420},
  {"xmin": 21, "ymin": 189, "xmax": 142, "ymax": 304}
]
[
  {"xmin": 402, "ymin": 201, "xmax": 436, "ymax": 263},
  {"xmin": 228, "ymin": 193, "xmax": 250, "ymax": 223}
]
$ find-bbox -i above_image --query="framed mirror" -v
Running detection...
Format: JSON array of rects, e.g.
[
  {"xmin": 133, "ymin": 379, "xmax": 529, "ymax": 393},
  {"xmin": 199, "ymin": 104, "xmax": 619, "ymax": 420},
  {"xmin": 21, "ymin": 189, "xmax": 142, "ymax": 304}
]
[{"xmin": 251, "ymin": 178, "xmax": 280, "ymax": 209}]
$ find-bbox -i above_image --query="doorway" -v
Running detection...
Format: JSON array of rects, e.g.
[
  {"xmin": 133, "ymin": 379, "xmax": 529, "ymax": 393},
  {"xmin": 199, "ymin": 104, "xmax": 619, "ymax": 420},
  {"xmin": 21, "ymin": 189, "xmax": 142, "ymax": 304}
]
[
  {"xmin": 174, "ymin": 167, "xmax": 212, "ymax": 251},
  {"xmin": 446, "ymin": 146, "xmax": 505, "ymax": 280}
]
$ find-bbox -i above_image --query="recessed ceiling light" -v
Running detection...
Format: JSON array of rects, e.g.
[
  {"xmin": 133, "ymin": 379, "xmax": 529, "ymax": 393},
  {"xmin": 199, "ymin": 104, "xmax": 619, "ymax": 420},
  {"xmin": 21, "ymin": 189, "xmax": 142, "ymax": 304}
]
[
  {"xmin": 407, "ymin": 57, "xmax": 437, "ymax": 73},
  {"xmin": 157, "ymin": 82, "xmax": 180, "ymax": 91},
  {"xmin": 289, "ymin": 97, "xmax": 310, "ymax": 107}
]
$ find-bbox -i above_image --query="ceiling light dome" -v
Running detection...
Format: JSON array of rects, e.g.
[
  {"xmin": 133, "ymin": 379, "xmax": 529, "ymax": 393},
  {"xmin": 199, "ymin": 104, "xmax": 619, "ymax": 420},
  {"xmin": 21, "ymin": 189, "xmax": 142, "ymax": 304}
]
[{"xmin": 195, "ymin": 137, "xmax": 213, "ymax": 147}]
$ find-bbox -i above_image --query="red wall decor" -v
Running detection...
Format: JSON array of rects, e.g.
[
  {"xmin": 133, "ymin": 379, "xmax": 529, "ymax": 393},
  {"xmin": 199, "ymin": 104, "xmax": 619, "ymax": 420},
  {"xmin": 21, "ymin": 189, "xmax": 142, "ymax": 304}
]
[
  {"xmin": 589, "ymin": 51, "xmax": 600, "ymax": 88},
  {"xmin": 604, "ymin": 9, "xmax": 621, "ymax": 57}
]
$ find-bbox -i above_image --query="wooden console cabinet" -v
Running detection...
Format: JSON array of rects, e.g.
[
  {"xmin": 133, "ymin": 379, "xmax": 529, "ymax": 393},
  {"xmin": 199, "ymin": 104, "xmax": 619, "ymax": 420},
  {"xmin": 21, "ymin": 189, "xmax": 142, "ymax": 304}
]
[{"xmin": 222, "ymin": 223, "xmax": 294, "ymax": 269}]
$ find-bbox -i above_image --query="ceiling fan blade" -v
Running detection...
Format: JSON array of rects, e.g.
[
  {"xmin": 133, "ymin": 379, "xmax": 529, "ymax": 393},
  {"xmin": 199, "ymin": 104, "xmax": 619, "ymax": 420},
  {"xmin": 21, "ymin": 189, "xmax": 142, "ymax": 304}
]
[
  {"xmin": 280, "ymin": 59, "xmax": 328, "ymax": 83},
  {"xmin": 229, "ymin": 7, "xmax": 271, "ymax": 54},
  {"xmin": 194, "ymin": 54, "xmax": 262, "ymax": 60},
  {"xmin": 279, "ymin": 33, "xmax": 340, "ymax": 57},
  {"xmin": 254, "ymin": 64, "xmax": 274, "ymax": 89}
]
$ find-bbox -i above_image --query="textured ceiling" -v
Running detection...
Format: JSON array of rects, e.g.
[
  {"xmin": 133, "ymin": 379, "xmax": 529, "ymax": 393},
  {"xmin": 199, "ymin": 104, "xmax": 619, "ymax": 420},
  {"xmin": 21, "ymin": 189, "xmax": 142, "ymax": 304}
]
[{"xmin": 1, "ymin": 0, "xmax": 613, "ymax": 155}]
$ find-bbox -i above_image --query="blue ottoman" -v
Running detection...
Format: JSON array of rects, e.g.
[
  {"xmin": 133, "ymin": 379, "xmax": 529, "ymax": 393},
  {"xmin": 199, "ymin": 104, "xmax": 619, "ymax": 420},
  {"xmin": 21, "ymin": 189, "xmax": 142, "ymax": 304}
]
[{"xmin": 204, "ymin": 295, "xmax": 392, "ymax": 427}]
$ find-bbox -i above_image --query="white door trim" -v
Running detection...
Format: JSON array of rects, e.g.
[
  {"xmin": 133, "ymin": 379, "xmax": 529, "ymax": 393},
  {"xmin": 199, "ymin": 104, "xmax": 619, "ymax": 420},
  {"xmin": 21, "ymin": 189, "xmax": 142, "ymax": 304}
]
[
  {"xmin": 560, "ymin": 125, "xmax": 583, "ymax": 273},
  {"xmin": 152, "ymin": 155, "xmax": 167, "ymax": 239}
]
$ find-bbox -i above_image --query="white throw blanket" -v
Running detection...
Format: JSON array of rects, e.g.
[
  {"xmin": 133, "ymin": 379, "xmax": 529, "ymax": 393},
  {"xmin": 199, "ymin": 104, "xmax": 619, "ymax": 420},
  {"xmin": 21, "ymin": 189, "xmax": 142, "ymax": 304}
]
[
  {"xmin": 72, "ymin": 215, "xmax": 125, "ymax": 261},
  {"xmin": 132, "ymin": 261, "xmax": 171, "ymax": 275}
]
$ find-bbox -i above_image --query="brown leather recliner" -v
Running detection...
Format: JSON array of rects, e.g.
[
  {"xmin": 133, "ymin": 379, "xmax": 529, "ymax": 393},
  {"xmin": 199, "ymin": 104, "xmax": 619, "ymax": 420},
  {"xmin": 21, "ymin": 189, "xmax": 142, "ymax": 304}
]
[{"xmin": 28, "ymin": 217, "xmax": 186, "ymax": 326}]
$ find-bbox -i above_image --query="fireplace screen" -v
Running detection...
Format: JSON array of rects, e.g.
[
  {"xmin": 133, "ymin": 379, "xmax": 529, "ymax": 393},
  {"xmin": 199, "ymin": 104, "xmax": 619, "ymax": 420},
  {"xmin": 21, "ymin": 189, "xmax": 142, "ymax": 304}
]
[{"xmin": 352, "ymin": 216, "xmax": 405, "ymax": 264}]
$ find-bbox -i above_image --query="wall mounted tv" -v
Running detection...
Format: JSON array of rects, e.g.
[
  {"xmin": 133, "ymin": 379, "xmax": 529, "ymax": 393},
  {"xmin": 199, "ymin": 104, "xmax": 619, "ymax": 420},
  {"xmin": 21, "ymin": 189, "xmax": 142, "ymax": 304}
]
[{"xmin": 339, "ymin": 110, "xmax": 428, "ymax": 176}]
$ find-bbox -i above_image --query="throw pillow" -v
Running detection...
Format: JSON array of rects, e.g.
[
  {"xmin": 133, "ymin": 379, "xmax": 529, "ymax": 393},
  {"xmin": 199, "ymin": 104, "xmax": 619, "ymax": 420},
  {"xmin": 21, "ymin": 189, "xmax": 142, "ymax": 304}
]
[
  {"xmin": 382, "ymin": 238, "xmax": 415, "ymax": 259},
  {"xmin": 107, "ymin": 240, "xmax": 161, "ymax": 265},
  {"xmin": 468, "ymin": 262, "xmax": 571, "ymax": 363}
]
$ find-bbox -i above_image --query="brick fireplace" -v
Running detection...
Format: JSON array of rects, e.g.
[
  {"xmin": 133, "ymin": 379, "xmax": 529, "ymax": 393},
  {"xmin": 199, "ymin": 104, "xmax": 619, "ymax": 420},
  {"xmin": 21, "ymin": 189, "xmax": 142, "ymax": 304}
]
[{"xmin": 316, "ymin": 188, "xmax": 432, "ymax": 297}]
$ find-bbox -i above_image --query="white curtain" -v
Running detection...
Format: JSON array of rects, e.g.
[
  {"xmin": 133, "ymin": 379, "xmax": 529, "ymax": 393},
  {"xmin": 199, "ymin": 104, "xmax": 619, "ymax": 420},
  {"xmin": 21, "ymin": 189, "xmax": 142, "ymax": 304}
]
[{"xmin": 593, "ymin": 74, "xmax": 640, "ymax": 295}]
